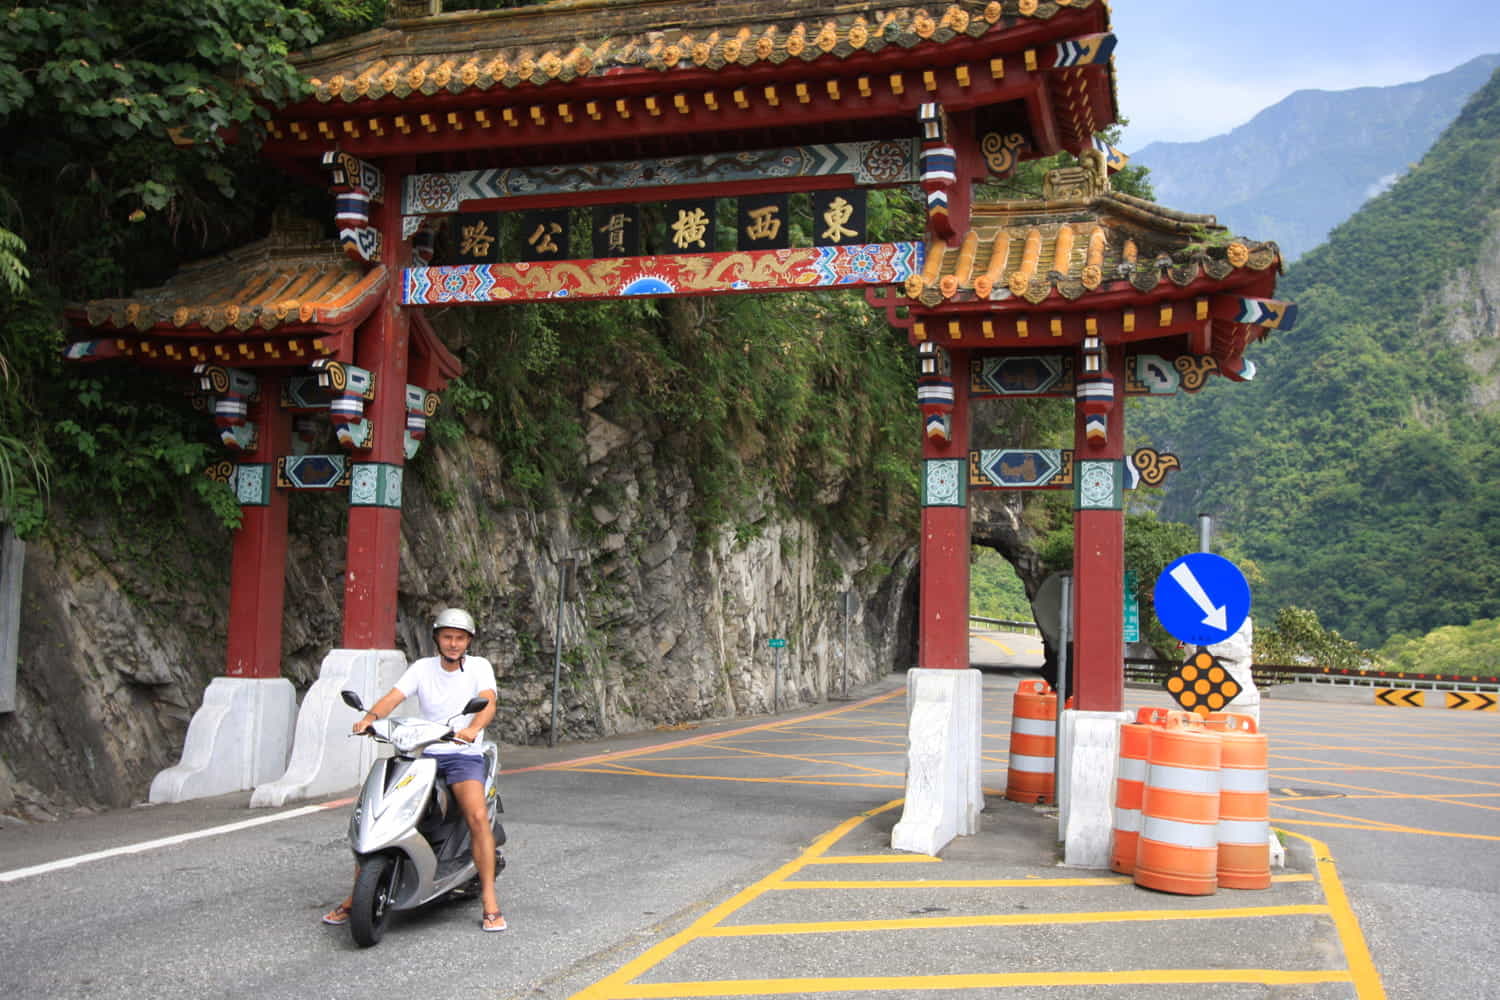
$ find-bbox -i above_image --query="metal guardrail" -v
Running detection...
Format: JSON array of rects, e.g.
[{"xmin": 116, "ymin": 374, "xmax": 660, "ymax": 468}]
[
  {"xmin": 1124, "ymin": 657, "xmax": 1500, "ymax": 693},
  {"xmin": 967, "ymin": 628, "xmax": 1500, "ymax": 692},
  {"xmin": 969, "ymin": 616, "xmax": 1040, "ymax": 636}
]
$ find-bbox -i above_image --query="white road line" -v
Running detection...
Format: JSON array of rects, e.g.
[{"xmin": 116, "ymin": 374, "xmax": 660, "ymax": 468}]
[{"xmin": 0, "ymin": 799, "xmax": 347, "ymax": 884}]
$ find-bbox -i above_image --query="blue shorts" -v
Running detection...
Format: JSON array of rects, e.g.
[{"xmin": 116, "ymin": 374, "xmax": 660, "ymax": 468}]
[{"xmin": 429, "ymin": 752, "xmax": 487, "ymax": 787}]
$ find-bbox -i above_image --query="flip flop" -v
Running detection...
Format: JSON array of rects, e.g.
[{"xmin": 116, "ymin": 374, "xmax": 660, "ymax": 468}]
[
  {"xmin": 321, "ymin": 902, "xmax": 352, "ymax": 926},
  {"xmin": 481, "ymin": 911, "xmax": 508, "ymax": 932}
]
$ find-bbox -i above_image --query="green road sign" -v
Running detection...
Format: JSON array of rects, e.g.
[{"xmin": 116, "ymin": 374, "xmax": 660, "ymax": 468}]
[
  {"xmin": 1123, "ymin": 569, "xmax": 1139, "ymax": 642},
  {"xmin": 768, "ymin": 638, "xmax": 788, "ymax": 648}
]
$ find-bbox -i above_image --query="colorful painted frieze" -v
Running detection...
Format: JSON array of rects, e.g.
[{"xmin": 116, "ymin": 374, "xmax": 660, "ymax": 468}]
[
  {"xmin": 401, "ymin": 140, "xmax": 920, "ymax": 217},
  {"xmin": 403, "ymin": 242, "xmax": 923, "ymax": 305},
  {"xmin": 969, "ymin": 447, "xmax": 1180, "ymax": 491}
]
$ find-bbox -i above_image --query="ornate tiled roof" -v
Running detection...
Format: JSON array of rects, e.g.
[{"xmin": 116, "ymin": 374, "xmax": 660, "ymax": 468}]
[
  {"xmin": 293, "ymin": 0, "xmax": 1108, "ymax": 103},
  {"xmin": 68, "ymin": 218, "xmax": 388, "ymax": 335},
  {"xmin": 905, "ymin": 189, "xmax": 1283, "ymax": 309}
]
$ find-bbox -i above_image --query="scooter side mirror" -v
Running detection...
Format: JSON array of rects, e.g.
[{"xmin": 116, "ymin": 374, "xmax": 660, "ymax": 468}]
[
  {"xmin": 341, "ymin": 690, "xmax": 365, "ymax": 711},
  {"xmin": 460, "ymin": 696, "xmax": 490, "ymax": 715}
]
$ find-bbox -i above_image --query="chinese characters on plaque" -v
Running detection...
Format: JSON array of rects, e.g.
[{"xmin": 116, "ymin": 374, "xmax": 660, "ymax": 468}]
[
  {"xmin": 520, "ymin": 209, "xmax": 569, "ymax": 262},
  {"xmin": 812, "ymin": 190, "xmax": 867, "ymax": 246},
  {"xmin": 437, "ymin": 189, "xmax": 870, "ymax": 264},
  {"xmin": 737, "ymin": 194, "xmax": 790, "ymax": 250},
  {"xmin": 663, "ymin": 199, "xmax": 716, "ymax": 253},
  {"xmin": 592, "ymin": 205, "xmax": 639, "ymax": 258},
  {"xmin": 450, "ymin": 212, "xmax": 501, "ymax": 264}
]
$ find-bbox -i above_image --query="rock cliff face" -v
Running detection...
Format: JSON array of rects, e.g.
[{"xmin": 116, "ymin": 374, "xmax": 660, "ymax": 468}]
[
  {"xmin": 0, "ymin": 382, "xmax": 917, "ymax": 822},
  {"xmin": 1438, "ymin": 223, "xmax": 1500, "ymax": 409}
]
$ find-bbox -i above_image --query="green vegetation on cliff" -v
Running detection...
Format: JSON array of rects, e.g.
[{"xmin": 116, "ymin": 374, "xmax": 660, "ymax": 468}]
[{"xmin": 1133, "ymin": 67, "xmax": 1500, "ymax": 648}]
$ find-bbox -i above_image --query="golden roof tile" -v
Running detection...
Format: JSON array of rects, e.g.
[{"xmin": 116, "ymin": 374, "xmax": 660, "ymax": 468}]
[
  {"xmin": 906, "ymin": 191, "xmax": 1282, "ymax": 308},
  {"xmin": 68, "ymin": 218, "xmax": 388, "ymax": 336},
  {"xmin": 292, "ymin": 0, "xmax": 1106, "ymax": 104}
]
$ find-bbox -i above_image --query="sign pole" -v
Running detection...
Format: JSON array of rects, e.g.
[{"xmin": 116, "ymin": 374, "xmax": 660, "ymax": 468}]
[
  {"xmin": 842, "ymin": 590, "xmax": 851, "ymax": 698},
  {"xmin": 767, "ymin": 637, "xmax": 788, "ymax": 710},
  {"xmin": 549, "ymin": 558, "xmax": 573, "ymax": 747}
]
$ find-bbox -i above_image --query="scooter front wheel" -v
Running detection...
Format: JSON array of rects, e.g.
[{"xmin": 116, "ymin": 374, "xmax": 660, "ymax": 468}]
[{"xmin": 350, "ymin": 853, "xmax": 401, "ymax": 947}]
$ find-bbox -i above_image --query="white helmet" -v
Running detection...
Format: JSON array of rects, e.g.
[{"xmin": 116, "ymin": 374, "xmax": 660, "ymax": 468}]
[{"xmin": 432, "ymin": 607, "xmax": 476, "ymax": 637}]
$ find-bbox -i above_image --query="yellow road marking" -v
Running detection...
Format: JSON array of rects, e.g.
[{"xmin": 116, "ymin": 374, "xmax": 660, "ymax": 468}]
[
  {"xmin": 1277, "ymin": 790, "xmax": 1500, "ymax": 812},
  {"xmin": 1276, "ymin": 749, "xmax": 1500, "ymax": 770},
  {"xmin": 807, "ymin": 854, "xmax": 943, "ymax": 865},
  {"xmin": 1274, "ymin": 764, "xmax": 1500, "ymax": 772},
  {"xmin": 973, "ymin": 633, "xmax": 1017, "ymax": 654},
  {"xmin": 569, "ymin": 799, "xmax": 906, "ymax": 1000},
  {"xmin": 604, "ymin": 970, "xmax": 1353, "ymax": 997},
  {"xmin": 703, "ymin": 904, "xmax": 1331, "ymax": 937},
  {"xmin": 706, "ymin": 742, "xmax": 901, "ymax": 776},
  {"xmin": 561, "ymin": 767, "xmax": 904, "ymax": 790},
  {"xmin": 570, "ymin": 797, "xmax": 1350, "ymax": 1000},
  {"xmin": 776, "ymin": 873, "xmax": 1314, "ymax": 890},
  {"xmin": 1271, "ymin": 761, "xmax": 1500, "ymax": 791},
  {"xmin": 1272, "ymin": 812, "xmax": 1500, "ymax": 842},
  {"xmin": 778, "ymin": 876, "xmax": 1131, "ymax": 889},
  {"xmin": 1350, "ymin": 792, "xmax": 1500, "ymax": 807},
  {"xmin": 1280, "ymin": 829, "xmax": 1387, "ymax": 1000},
  {"xmin": 718, "ymin": 731, "xmax": 907, "ymax": 749},
  {"xmin": 535, "ymin": 688, "xmax": 904, "ymax": 774}
]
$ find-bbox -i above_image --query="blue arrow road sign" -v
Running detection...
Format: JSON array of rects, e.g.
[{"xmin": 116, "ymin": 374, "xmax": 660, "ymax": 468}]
[{"xmin": 1153, "ymin": 552, "xmax": 1251, "ymax": 646}]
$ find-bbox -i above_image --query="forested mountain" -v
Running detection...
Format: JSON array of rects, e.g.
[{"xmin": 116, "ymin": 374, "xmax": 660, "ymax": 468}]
[
  {"xmin": 1131, "ymin": 54, "xmax": 1500, "ymax": 262},
  {"xmin": 1132, "ymin": 66, "xmax": 1500, "ymax": 649}
]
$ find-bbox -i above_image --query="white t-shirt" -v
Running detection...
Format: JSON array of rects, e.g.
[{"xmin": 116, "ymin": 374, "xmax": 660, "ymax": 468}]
[{"xmin": 393, "ymin": 655, "xmax": 497, "ymax": 756}]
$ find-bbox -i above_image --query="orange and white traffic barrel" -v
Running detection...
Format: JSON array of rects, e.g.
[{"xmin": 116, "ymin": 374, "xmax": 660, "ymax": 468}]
[
  {"xmin": 1134, "ymin": 712, "xmax": 1222, "ymax": 895},
  {"xmin": 1205, "ymin": 712, "xmax": 1271, "ymax": 889},
  {"xmin": 1005, "ymin": 679, "xmax": 1056, "ymax": 804},
  {"xmin": 1110, "ymin": 706, "xmax": 1171, "ymax": 874}
]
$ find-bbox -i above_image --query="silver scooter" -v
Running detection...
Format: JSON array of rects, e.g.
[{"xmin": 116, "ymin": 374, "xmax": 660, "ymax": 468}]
[{"xmin": 338, "ymin": 690, "xmax": 506, "ymax": 947}]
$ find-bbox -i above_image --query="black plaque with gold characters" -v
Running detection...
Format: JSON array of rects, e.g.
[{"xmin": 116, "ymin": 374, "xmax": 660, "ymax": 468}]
[
  {"xmin": 592, "ymin": 204, "xmax": 640, "ymax": 258},
  {"xmin": 449, "ymin": 211, "xmax": 501, "ymax": 264},
  {"xmin": 737, "ymin": 194, "xmax": 790, "ymax": 250},
  {"xmin": 520, "ymin": 209, "xmax": 570, "ymax": 262},
  {"xmin": 812, "ymin": 189, "xmax": 867, "ymax": 246},
  {"xmin": 662, "ymin": 199, "xmax": 717, "ymax": 254}
]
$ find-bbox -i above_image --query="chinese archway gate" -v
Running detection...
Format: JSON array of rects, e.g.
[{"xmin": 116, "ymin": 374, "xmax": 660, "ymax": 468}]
[{"xmin": 65, "ymin": 0, "xmax": 1289, "ymax": 860}]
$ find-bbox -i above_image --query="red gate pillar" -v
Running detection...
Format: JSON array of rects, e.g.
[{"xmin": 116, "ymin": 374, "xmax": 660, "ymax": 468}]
[
  {"xmin": 343, "ymin": 163, "xmax": 412, "ymax": 649},
  {"xmin": 1070, "ymin": 346, "xmax": 1126, "ymax": 712},
  {"xmin": 894, "ymin": 344, "xmax": 983, "ymax": 856},
  {"xmin": 225, "ymin": 378, "xmax": 291, "ymax": 678},
  {"xmin": 917, "ymin": 347, "xmax": 970, "ymax": 669},
  {"xmin": 151, "ymin": 375, "xmax": 298, "ymax": 801}
]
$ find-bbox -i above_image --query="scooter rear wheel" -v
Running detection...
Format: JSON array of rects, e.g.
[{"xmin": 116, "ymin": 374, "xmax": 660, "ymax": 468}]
[{"xmin": 350, "ymin": 854, "xmax": 400, "ymax": 947}]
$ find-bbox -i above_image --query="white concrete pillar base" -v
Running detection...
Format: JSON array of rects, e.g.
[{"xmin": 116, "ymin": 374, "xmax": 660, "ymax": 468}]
[
  {"xmin": 149, "ymin": 677, "xmax": 297, "ymax": 803},
  {"xmin": 891, "ymin": 668, "xmax": 984, "ymax": 856},
  {"xmin": 1269, "ymin": 830, "xmax": 1286, "ymax": 868},
  {"xmin": 1060, "ymin": 708, "xmax": 1133, "ymax": 868},
  {"xmin": 250, "ymin": 649, "xmax": 407, "ymax": 808}
]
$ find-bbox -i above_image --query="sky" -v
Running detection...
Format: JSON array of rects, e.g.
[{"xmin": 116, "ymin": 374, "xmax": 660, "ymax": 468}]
[{"xmin": 1108, "ymin": 1, "xmax": 1500, "ymax": 150}]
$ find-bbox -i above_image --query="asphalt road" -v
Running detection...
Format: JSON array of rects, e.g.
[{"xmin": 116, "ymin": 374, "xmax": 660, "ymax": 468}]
[{"xmin": 1, "ymin": 632, "xmax": 1495, "ymax": 999}]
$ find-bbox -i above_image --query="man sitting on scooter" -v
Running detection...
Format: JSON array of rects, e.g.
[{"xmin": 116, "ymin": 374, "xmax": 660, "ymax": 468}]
[{"xmin": 323, "ymin": 607, "xmax": 507, "ymax": 933}]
